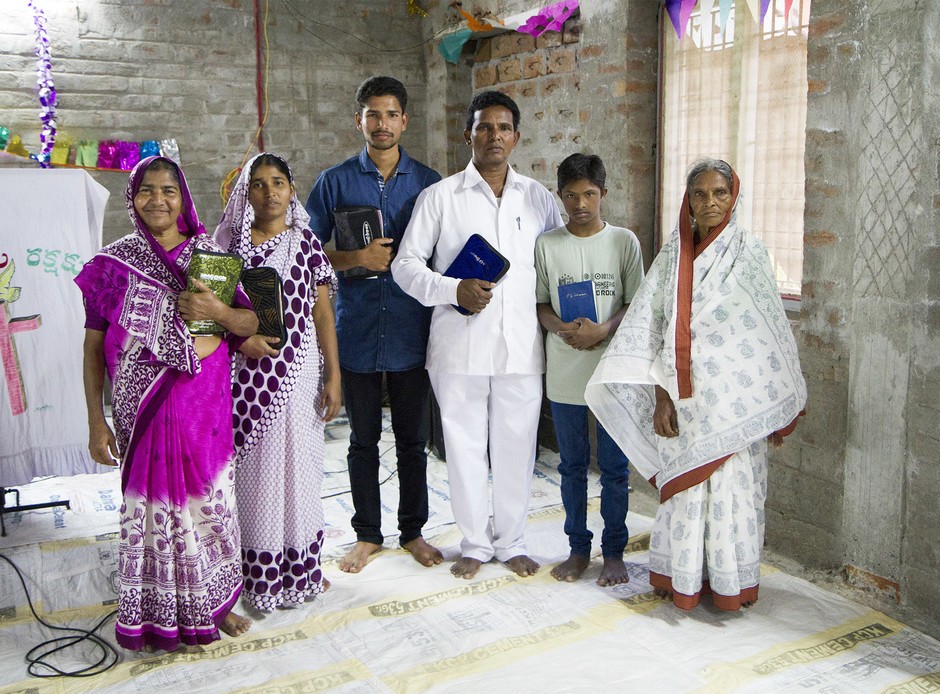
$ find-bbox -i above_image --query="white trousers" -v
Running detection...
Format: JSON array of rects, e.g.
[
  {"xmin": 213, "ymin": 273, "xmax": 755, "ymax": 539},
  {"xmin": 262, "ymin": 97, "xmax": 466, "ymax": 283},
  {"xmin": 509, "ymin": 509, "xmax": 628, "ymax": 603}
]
[{"xmin": 429, "ymin": 372, "xmax": 542, "ymax": 562}]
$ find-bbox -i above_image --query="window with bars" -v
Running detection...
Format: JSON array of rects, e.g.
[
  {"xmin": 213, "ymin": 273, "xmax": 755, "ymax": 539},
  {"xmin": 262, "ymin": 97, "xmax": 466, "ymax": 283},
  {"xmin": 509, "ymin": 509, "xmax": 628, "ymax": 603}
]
[{"xmin": 658, "ymin": 0, "xmax": 811, "ymax": 298}]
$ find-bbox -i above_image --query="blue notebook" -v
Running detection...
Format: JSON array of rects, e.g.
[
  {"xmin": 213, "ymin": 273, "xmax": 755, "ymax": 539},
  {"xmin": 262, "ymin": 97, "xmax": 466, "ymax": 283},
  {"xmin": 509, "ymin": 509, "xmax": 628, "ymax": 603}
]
[
  {"xmin": 443, "ymin": 234, "xmax": 510, "ymax": 315},
  {"xmin": 558, "ymin": 280, "xmax": 597, "ymax": 323}
]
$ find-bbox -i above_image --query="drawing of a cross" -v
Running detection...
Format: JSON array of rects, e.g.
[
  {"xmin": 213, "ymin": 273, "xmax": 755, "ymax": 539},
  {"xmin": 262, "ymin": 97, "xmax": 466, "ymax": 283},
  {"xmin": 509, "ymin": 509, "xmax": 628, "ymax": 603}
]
[{"xmin": 0, "ymin": 303, "xmax": 42, "ymax": 416}]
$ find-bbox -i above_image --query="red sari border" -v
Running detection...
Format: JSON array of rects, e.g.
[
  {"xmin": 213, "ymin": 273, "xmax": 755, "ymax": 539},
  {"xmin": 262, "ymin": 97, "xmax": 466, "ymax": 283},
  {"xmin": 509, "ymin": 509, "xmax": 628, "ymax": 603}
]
[
  {"xmin": 650, "ymin": 571, "xmax": 760, "ymax": 611},
  {"xmin": 673, "ymin": 171, "xmax": 742, "ymax": 399}
]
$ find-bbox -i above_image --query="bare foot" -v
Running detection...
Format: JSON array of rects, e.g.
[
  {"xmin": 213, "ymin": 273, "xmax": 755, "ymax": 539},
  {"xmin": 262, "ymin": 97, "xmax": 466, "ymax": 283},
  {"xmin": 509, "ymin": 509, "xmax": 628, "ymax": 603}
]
[
  {"xmin": 550, "ymin": 553, "xmax": 590, "ymax": 582},
  {"xmin": 402, "ymin": 537, "xmax": 444, "ymax": 567},
  {"xmin": 505, "ymin": 555, "xmax": 539, "ymax": 577},
  {"xmin": 219, "ymin": 611, "xmax": 251, "ymax": 637},
  {"xmin": 451, "ymin": 557, "xmax": 483, "ymax": 580},
  {"xmin": 654, "ymin": 587, "xmax": 672, "ymax": 600},
  {"xmin": 597, "ymin": 557, "xmax": 630, "ymax": 587},
  {"xmin": 322, "ymin": 577, "xmax": 331, "ymax": 592},
  {"xmin": 741, "ymin": 600, "xmax": 755, "ymax": 608},
  {"xmin": 339, "ymin": 541, "xmax": 382, "ymax": 573}
]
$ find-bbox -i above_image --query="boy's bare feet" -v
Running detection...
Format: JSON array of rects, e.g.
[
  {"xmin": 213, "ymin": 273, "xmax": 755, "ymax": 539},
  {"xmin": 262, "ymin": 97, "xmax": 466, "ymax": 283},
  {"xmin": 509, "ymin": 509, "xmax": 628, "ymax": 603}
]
[
  {"xmin": 450, "ymin": 557, "xmax": 483, "ymax": 579},
  {"xmin": 597, "ymin": 557, "xmax": 630, "ymax": 587},
  {"xmin": 402, "ymin": 537, "xmax": 444, "ymax": 567},
  {"xmin": 505, "ymin": 555, "xmax": 539, "ymax": 577},
  {"xmin": 219, "ymin": 611, "xmax": 251, "ymax": 637},
  {"xmin": 550, "ymin": 553, "xmax": 590, "ymax": 582},
  {"xmin": 339, "ymin": 541, "xmax": 382, "ymax": 573}
]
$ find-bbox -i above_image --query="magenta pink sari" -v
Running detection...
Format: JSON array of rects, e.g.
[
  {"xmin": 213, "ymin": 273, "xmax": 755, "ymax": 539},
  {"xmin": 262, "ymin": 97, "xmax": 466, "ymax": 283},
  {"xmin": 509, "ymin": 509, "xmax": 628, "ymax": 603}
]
[{"xmin": 75, "ymin": 157, "xmax": 247, "ymax": 651}]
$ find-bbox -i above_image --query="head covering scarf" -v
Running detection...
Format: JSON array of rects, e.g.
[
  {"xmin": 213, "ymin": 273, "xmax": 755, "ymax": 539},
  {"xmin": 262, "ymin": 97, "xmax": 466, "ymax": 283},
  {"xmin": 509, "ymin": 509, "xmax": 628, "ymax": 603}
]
[
  {"xmin": 213, "ymin": 153, "xmax": 336, "ymax": 455},
  {"xmin": 586, "ymin": 161, "xmax": 806, "ymax": 499}
]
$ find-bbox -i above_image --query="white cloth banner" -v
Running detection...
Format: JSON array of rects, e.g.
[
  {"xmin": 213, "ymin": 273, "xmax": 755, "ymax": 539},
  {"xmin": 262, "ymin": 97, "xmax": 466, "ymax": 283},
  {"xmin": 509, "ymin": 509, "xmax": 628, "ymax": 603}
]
[{"xmin": 0, "ymin": 169, "xmax": 109, "ymax": 486}]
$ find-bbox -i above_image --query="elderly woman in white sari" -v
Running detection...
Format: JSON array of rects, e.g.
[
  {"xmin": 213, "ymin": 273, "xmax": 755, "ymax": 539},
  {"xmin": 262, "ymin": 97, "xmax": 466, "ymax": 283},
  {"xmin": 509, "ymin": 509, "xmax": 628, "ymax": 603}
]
[{"xmin": 585, "ymin": 158, "xmax": 806, "ymax": 611}]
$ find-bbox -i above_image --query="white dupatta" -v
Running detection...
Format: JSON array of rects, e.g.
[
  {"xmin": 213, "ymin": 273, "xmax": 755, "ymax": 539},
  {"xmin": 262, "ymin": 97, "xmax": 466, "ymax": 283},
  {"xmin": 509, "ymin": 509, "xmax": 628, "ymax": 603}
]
[{"xmin": 585, "ymin": 184, "xmax": 805, "ymax": 497}]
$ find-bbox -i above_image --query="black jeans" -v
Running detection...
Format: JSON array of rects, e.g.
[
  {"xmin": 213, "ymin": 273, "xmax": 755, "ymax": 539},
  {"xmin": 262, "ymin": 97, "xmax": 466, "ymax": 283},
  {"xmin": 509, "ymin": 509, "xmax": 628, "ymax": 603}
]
[{"xmin": 341, "ymin": 366, "xmax": 431, "ymax": 546}]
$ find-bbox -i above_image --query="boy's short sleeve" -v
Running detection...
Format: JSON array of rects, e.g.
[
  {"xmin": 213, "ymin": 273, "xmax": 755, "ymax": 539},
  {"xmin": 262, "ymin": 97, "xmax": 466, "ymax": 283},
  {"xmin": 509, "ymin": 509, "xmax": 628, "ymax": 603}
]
[
  {"xmin": 534, "ymin": 235, "xmax": 552, "ymax": 304},
  {"xmin": 621, "ymin": 233, "xmax": 645, "ymax": 303}
]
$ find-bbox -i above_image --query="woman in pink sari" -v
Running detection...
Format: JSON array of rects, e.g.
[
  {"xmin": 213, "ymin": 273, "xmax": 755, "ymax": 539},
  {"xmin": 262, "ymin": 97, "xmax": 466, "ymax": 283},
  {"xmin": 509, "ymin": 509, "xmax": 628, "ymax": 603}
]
[
  {"xmin": 77, "ymin": 156, "xmax": 256, "ymax": 650},
  {"xmin": 214, "ymin": 153, "xmax": 340, "ymax": 611}
]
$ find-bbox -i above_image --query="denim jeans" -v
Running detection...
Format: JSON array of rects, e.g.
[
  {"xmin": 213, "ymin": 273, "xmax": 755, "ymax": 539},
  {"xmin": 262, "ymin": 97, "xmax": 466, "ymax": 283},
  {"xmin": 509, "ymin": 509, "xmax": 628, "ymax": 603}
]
[
  {"xmin": 341, "ymin": 367, "xmax": 431, "ymax": 546},
  {"xmin": 550, "ymin": 400, "xmax": 630, "ymax": 557}
]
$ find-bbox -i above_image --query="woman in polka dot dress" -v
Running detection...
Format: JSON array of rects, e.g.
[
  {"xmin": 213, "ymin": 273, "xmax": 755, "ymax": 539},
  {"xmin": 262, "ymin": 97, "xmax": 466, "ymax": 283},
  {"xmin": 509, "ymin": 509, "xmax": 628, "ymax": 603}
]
[{"xmin": 214, "ymin": 153, "xmax": 340, "ymax": 610}]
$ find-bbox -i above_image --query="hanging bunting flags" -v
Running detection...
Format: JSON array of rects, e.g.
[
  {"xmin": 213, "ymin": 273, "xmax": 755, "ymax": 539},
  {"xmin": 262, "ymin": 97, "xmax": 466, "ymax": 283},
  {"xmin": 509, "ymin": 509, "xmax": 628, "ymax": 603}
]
[
  {"xmin": 760, "ymin": 0, "xmax": 773, "ymax": 24},
  {"xmin": 698, "ymin": 0, "xmax": 717, "ymax": 36},
  {"xmin": 665, "ymin": 0, "xmax": 697, "ymax": 39},
  {"xmin": 784, "ymin": 0, "xmax": 795, "ymax": 19},
  {"xmin": 718, "ymin": 0, "xmax": 733, "ymax": 33}
]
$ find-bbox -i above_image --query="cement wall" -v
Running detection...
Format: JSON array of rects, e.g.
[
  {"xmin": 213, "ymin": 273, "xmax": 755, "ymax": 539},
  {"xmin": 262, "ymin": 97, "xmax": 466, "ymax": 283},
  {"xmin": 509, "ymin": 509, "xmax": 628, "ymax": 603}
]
[
  {"xmin": 783, "ymin": 0, "xmax": 939, "ymax": 635},
  {"xmin": 2, "ymin": 0, "xmax": 937, "ymax": 637},
  {"xmin": 1, "ymin": 0, "xmax": 432, "ymax": 244}
]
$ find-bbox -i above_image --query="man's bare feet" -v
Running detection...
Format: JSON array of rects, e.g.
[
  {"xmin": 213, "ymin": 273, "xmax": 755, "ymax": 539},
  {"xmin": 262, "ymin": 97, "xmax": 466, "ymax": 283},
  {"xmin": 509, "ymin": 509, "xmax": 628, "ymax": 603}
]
[
  {"xmin": 451, "ymin": 557, "xmax": 483, "ymax": 580},
  {"xmin": 550, "ymin": 553, "xmax": 589, "ymax": 582},
  {"xmin": 505, "ymin": 555, "xmax": 539, "ymax": 577},
  {"xmin": 741, "ymin": 600, "xmax": 755, "ymax": 608},
  {"xmin": 219, "ymin": 611, "xmax": 251, "ymax": 637},
  {"xmin": 597, "ymin": 557, "xmax": 630, "ymax": 587},
  {"xmin": 653, "ymin": 587, "xmax": 672, "ymax": 599},
  {"xmin": 402, "ymin": 537, "xmax": 444, "ymax": 567},
  {"xmin": 339, "ymin": 541, "xmax": 382, "ymax": 573}
]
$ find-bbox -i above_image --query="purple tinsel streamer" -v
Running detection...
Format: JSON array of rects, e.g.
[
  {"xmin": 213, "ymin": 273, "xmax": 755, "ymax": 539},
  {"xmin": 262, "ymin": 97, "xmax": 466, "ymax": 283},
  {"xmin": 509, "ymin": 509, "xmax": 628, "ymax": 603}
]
[{"xmin": 29, "ymin": 1, "xmax": 57, "ymax": 168}]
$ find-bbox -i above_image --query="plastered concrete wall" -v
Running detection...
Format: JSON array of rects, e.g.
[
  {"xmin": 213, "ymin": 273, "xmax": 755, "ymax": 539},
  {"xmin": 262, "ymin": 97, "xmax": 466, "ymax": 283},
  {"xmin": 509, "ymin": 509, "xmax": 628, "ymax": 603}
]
[
  {"xmin": 777, "ymin": 0, "xmax": 940, "ymax": 635},
  {"xmin": 1, "ymin": 0, "xmax": 432, "ymax": 245}
]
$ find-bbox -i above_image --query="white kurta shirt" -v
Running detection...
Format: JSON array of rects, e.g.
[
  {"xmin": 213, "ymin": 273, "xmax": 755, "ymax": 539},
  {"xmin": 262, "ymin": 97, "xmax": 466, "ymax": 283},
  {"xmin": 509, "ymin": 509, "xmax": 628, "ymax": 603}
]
[{"xmin": 392, "ymin": 161, "xmax": 562, "ymax": 376}]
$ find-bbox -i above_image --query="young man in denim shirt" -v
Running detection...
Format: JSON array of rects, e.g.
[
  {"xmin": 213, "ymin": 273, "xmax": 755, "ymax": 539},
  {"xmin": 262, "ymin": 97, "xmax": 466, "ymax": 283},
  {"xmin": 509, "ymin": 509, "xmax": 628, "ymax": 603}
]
[{"xmin": 306, "ymin": 76, "xmax": 442, "ymax": 573}]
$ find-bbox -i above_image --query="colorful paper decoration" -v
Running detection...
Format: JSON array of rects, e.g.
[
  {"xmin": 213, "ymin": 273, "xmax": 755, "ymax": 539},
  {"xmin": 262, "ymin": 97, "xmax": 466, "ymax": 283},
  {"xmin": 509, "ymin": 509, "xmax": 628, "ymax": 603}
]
[
  {"xmin": 6, "ymin": 136, "xmax": 30, "ymax": 158},
  {"xmin": 719, "ymin": 0, "xmax": 733, "ymax": 32},
  {"xmin": 517, "ymin": 0, "xmax": 579, "ymax": 37},
  {"xmin": 117, "ymin": 141, "xmax": 140, "ymax": 171},
  {"xmin": 97, "ymin": 140, "xmax": 118, "ymax": 169},
  {"xmin": 664, "ymin": 0, "xmax": 787, "ymax": 39},
  {"xmin": 75, "ymin": 140, "xmax": 98, "ymax": 167},
  {"xmin": 407, "ymin": 0, "xmax": 428, "ymax": 18},
  {"xmin": 666, "ymin": 0, "xmax": 698, "ymax": 40},
  {"xmin": 452, "ymin": 2, "xmax": 499, "ymax": 32},
  {"xmin": 28, "ymin": 1, "xmax": 57, "ymax": 168},
  {"xmin": 140, "ymin": 140, "xmax": 160, "ymax": 158},
  {"xmin": 438, "ymin": 29, "xmax": 474, "ymax": 64},
  {"xmin": 160, "ymin": 138, "xmax": 181, "ymax": 164},
  {"xmin": 0, "ymin": 127, "xmax": 8, "ymax": 150},
  {"xmin": 50, "ymin": 136, "xmax": 71, "ymax": 165}
]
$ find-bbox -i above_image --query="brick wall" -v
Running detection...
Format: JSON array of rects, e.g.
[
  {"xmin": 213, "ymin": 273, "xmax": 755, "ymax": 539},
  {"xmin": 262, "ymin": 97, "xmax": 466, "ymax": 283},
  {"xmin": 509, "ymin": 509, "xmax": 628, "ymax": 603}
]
[
  {"xmin": 0, "ymin": 0, "xmax": 432, "ymax": 244},
  {"xmin": 464, "ymin": 3, "xmax": 660, "ymax": 265},
  {"xmin": 783, "ymin": 0, "xmax": 940, "ymax": 636}
]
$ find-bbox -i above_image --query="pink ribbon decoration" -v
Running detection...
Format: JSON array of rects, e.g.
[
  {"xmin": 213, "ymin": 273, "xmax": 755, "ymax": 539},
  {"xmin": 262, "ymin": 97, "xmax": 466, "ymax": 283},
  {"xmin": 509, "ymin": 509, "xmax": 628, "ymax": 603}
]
[{"xmin": 517, "ymin": 0, "xmax": 579, "ymax": 37}]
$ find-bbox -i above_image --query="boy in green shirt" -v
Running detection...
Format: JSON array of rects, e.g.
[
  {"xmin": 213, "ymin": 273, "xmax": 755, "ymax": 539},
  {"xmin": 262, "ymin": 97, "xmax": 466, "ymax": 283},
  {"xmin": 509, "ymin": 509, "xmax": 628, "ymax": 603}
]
[{"xmin": 535, "ymin": 153, "xmax": 644, "ymax": 585}]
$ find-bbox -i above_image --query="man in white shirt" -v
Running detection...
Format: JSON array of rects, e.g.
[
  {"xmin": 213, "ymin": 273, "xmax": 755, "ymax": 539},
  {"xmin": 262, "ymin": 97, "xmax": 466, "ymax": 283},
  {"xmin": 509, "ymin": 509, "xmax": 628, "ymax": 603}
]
[{"xmin": 392, "ymin": 90, "xmax": 563, "ymax": 580}]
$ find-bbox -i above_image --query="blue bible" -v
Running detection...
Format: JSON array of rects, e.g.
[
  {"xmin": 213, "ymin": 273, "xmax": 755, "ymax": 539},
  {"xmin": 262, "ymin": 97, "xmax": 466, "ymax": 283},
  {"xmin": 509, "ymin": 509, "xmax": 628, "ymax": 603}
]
[
  {"xmin": 443, "ymin": 234, "xmax": 510, "ymax": 315},
  {"xmin": 558, "ymin": 280, "xmax": 597, "ymax": 322}
]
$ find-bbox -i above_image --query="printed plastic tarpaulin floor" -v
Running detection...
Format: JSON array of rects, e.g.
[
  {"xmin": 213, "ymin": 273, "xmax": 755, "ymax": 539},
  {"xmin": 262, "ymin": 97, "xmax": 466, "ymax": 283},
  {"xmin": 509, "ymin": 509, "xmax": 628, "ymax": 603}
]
[{"xmin": 0, "ymin": 412, "xmax": 938, "ymax": 693}]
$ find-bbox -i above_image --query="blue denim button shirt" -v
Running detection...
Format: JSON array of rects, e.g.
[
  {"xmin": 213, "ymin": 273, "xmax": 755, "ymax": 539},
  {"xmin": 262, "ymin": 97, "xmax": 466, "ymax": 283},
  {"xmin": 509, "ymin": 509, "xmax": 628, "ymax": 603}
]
[{"xmin": 305, "ymin": 146, "xmax": 441, "ymax": 373}]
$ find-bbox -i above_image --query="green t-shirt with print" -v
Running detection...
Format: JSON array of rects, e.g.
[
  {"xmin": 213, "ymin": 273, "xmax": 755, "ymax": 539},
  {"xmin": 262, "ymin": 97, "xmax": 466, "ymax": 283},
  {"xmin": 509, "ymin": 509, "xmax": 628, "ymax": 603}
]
[{"xmin": 535, "ymin": 223, "xmax": 644, "ymax": 405}]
